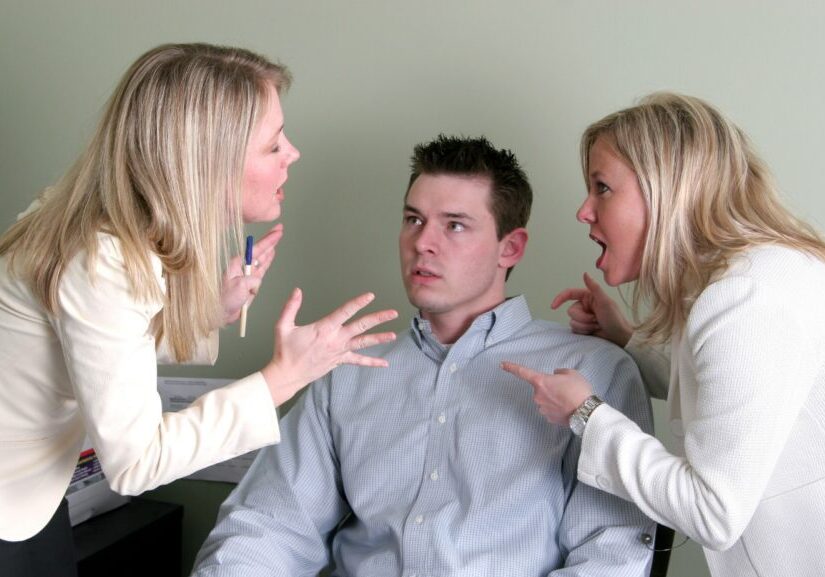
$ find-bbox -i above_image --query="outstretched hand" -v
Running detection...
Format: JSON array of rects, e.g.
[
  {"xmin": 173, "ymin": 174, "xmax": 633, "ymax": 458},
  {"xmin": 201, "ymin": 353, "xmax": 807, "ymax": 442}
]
[
  {"xmin": 262, "ymin": 289, "xmax": 398, "ymax": 407},
  {"xmin": 551, "ymin": 273, "xmax": 633, "ymax": 347},
  {"xmin": 500, "ymin": 362, "xmax": 593, "ymax": 426},
  {"xmin": 221, "ymin": 224, "xmax": 284, "ymax": 326}
]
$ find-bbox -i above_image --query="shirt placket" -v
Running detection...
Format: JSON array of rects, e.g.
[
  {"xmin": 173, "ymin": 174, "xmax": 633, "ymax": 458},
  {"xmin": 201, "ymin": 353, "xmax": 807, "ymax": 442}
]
[{"xmin": 400, "ymin": 345, "xmax": 466, "ymax": 577}]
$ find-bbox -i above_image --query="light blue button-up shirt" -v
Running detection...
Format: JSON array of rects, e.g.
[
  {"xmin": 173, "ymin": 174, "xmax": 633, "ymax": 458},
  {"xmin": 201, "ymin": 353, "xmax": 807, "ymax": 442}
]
[{"xmin": 194, "ymin": 296, "xmax": 654, "ymax": 577}]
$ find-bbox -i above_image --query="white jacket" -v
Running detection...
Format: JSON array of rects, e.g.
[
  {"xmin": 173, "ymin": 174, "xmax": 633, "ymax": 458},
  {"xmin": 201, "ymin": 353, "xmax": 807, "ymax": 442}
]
[
  {"xmin": 578, "ymin": 245, "xmax": 825, "ymax": 577},
  {"xmin": 0, "ymin": 234, "xmax": 279, "ymax": 541}
]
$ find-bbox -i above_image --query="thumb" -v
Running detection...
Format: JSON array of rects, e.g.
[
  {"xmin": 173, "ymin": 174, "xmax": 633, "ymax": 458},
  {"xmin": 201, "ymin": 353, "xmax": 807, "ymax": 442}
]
[
  {"xmin": 582, "ymin": 273, "xmax": 608, "ymax": 300},
  {"xmin": 277, "ymin": 287, "xmax": 303, "ymax": 331}
]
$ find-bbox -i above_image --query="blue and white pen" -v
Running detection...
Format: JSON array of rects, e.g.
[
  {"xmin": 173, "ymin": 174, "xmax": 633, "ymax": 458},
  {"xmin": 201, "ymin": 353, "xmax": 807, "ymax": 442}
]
[{"xmin": 239, "ymin": 235, "xmax": 254, "ymax": 338}]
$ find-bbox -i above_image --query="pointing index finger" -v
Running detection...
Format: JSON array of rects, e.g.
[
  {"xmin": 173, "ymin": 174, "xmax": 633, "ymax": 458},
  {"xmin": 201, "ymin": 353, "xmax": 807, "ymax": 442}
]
[
  {"xmin": 551, "ymin": 288, "xmax": 589, "ymax": 310},
  {"xmin": 500, "ymin": 361, "xmax": 542, "ymax": 385}
]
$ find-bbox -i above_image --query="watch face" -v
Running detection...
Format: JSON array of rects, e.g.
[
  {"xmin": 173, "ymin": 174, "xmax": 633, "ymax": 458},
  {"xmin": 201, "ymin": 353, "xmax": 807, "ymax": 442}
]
[
  {"xmin": 569, "ymin": 396, "xmax": 603, "ymax": 437},
  {"xmin": 569, "ymin": 414, "xmax": 585, "ymax": 437}
]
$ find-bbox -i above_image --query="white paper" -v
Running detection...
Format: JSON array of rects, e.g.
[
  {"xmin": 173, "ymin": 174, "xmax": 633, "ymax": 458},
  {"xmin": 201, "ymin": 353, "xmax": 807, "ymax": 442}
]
[{"xmin": 157, "ymin": 376, "xmax": 259, "ymax": 483}]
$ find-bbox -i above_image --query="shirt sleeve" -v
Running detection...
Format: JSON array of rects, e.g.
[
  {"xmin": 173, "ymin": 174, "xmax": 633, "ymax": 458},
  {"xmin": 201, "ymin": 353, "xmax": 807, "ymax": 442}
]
[
  {"xmin": 51, "ymin": 236, "xmax": 280, "ymax": 495},
  {"xmin": 193, "ymin": 378, "xmax": 349, "ymax": 577},
  {"xmin": 553, "ymin": 348, "xmax": 655, "ymax": 576},
  {"xmin": 577, "ymin": 264, "xmax": 825, "ymax": 550}
]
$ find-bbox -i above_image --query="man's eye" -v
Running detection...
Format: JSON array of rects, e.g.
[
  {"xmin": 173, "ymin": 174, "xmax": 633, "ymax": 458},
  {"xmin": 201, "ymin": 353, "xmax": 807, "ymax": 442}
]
[
  {"xmin": 449, "ymin": 222, "xmax": 465, "ymax": 232},
  {"xmin": 404, "ymin": 215, "xmax": 423, "ymax": 225}
]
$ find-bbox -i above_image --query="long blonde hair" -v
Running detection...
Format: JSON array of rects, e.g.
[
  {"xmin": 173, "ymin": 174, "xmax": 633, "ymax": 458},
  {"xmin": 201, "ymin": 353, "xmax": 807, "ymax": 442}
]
[
  {"xmin": 581, "ymin": 92, "xmax": 825, "ymax": 344},
  {"xmin": 0, "ymin": 43, "xmax": 291, "ymax": 361}
]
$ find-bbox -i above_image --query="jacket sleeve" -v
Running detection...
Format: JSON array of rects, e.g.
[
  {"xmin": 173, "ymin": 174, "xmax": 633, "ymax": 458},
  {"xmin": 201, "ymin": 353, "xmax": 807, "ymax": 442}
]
[
  {"xmin": 577, "ymin": 261, "xmax": 825, "ymax": 550},
  {"xmin": 52, "ymin": 236, "xmax": 279, "ymax": 494},
  {"xmin": 192, "ymin": 378, "xmax": 349, "ymax": 577}
]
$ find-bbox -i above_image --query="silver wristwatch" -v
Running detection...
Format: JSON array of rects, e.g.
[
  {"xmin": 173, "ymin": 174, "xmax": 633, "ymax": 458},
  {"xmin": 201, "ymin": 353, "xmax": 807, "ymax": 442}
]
[{"xmin": 569, "ymin": 395, "xmax": 604, "ymax": 437}]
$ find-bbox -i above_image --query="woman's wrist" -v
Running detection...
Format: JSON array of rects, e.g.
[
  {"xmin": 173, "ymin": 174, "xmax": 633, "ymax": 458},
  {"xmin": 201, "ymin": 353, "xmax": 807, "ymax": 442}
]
[
  {"xmin": 260, "ymin": 361, "xmax": 299, "ymax": 408},
  {"xmin": 569, "ymin": 395, "xmax": 605, "ymax": 436}
]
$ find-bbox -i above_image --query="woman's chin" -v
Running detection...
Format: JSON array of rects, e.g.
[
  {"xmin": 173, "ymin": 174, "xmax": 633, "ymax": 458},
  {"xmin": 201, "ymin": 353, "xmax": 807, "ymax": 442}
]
[{"xmin": 243, "ymin": 207, "xmax": 282, "ymax": 224}]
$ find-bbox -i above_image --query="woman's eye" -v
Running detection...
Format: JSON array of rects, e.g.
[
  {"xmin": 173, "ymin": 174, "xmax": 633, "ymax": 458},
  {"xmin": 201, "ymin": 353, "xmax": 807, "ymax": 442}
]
[
  {"xmin": 271, "ymin": 146, "xmax": 281, "ymax": 154},
  {"xmin": 595, "ymin": 182, "xmax": 610, "ymax": 195}
]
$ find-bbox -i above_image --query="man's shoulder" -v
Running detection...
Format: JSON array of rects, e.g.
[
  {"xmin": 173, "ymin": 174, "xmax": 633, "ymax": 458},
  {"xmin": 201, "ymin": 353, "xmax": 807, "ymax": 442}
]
[{"xmin": 518, "ymin": 318, "xmax": 630, "ymax": 360}]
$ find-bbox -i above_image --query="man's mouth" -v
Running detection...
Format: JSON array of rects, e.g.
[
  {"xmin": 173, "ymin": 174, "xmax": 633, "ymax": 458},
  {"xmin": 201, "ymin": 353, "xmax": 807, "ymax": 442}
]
[{"xmin": 411, "ymin": 267, "xmax": 441, "ymax": 282}]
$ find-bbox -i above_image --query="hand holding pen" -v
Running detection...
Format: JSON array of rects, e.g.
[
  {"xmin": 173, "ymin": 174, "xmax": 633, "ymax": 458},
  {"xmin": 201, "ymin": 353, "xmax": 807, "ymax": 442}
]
[{"xmin": 220, "ymin": 224, "xmax": 283, "ymax": 327}]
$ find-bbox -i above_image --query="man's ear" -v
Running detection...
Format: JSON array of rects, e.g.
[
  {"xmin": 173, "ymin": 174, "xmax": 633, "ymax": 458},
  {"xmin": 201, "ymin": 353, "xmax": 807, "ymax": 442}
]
[{"xmin": 499, "ymin": 228, "xmax": 528, "ymax": 269}]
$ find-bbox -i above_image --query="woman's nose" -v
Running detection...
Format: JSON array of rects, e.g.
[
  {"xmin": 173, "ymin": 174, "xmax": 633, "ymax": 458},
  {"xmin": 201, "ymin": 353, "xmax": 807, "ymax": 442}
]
[
  {"xmin": 576, "ymin": 196, "xmax": 596, "ymax": 224},
  {"xmin": 284, "ymin": 136, "xmax": 300, "ymax": 164}
]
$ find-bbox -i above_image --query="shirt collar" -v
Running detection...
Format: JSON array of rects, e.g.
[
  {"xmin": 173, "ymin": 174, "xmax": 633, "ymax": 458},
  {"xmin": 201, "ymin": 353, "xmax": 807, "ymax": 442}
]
[{"xmin": 410, "ymin": 295, "xmax": 532, "ymax": 356}]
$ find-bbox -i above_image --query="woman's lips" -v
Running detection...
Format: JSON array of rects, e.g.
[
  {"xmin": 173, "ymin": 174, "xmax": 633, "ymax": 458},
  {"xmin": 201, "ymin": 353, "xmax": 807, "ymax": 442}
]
[{"xmin": 590, "ymin": 234, "xmax": 607, "ymax": 268}]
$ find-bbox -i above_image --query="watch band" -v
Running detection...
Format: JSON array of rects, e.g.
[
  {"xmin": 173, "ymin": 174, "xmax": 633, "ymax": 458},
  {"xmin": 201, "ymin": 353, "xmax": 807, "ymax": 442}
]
[{"xmin": 569, "ymin": 395, "xmax": 604, "ymax": 437}]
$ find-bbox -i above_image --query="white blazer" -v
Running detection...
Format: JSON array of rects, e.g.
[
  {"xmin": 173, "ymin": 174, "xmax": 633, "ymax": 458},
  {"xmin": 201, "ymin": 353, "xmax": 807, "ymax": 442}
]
[
  {"xmin": 578, "ymin": 245, "xmax": 825, "ymax": 577},
  {"xmin": 0, "ymin": 234, "xmax": 279, "ymax": 541}
]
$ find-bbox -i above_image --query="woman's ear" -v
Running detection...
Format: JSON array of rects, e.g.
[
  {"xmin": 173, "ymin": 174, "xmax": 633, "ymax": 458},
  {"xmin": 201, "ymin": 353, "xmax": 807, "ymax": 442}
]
[{"xmin": 499, "ymin": 228, "xmax": 528, "ymax": 269}]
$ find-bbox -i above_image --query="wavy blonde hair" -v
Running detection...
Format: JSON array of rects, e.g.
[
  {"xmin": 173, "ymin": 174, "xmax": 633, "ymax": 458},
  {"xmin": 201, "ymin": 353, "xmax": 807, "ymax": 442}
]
[
  {"xmin": 0, "ymin": 43, "xmax": 291, "ymax": 361},
  {"xmin": 581, "ymin": 92, "xmax": 825, "ymax": 344}
]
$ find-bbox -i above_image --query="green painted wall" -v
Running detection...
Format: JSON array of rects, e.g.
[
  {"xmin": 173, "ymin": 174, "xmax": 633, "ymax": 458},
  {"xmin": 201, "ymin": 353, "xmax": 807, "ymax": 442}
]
[{"xmin": 4, "ymin": 2, "xmax": 825, "ymax": 575}]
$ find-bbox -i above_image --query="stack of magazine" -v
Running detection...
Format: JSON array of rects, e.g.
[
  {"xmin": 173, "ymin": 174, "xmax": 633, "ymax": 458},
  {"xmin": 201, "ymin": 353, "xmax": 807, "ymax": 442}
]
[{"xmin": 65, "ymin": 439, "xmax": 129, "ymax": 526}]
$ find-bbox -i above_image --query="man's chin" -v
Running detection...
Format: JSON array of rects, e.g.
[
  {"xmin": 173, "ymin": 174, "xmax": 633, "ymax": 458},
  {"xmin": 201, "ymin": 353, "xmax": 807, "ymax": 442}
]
[{"xmin": 406, "ymin": 295, "xmax": 445, "ymax": 315}]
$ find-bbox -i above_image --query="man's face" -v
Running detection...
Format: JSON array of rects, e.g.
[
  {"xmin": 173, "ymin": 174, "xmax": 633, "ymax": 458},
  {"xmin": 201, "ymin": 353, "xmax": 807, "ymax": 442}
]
[{"xmin": 399, "ymin": 173, "xmax": 510, "ymax": 330}]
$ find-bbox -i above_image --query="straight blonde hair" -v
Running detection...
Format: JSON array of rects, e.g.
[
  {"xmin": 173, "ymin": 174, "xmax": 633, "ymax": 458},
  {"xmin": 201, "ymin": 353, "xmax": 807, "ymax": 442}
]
[
  {"xmin": 581, "ymin": 92, "xmax": 825, "ymax": 344},
  {"xmin": 0, "ymin": 43, "xmax": 291, "ymax": 361}
]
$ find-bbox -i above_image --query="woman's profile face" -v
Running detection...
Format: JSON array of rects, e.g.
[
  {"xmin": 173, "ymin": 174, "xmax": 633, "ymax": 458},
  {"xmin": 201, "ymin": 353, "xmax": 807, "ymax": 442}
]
[
  {"xmin": 241, "ymin": 86, "xmax": 301, "ymax": 223},
  {"xmin": 576, "ymin": 136, "xmax": 648, "ymax": 286}
]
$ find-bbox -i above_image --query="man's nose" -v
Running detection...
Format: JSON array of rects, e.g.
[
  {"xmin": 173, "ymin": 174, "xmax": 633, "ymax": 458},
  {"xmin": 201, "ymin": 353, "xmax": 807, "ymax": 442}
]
[{"xmin": 414, "ymin": 223, "xmax": 439, "ymax": 254}]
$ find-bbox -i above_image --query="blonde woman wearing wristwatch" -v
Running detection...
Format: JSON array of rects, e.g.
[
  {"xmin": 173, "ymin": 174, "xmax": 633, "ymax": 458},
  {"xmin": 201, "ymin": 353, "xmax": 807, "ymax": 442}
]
[{"xmin": 503, "ymin": 92, "xmax": 825, "ymax": 577}]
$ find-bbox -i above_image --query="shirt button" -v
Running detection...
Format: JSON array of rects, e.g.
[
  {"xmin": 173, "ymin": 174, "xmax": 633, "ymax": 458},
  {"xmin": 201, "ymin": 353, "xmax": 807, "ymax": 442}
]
[
  {"xmin": 430, "ymin": 470, "xmax": 439, "ymax": 481},
  {"xmin": 414, "ymin": 515, "xmax": 424, "ymax": 524},
  {"xmin": 449, "ymin": 363, "xmax": 457, "ymax": 373},
  {"xmin": 437, "ymin": 413, "xmax": 446, "ymax": 424}
]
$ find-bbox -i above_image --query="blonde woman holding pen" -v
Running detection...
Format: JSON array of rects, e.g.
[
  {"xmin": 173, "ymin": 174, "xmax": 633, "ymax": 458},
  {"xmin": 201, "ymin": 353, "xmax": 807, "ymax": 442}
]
[
  {"xmin": 0, "ymin": 43, "xmax": 397, "ymax": 577},
  {"xmin": 503, "ymin": 93, "xmax": 825, "ymax": 577}
]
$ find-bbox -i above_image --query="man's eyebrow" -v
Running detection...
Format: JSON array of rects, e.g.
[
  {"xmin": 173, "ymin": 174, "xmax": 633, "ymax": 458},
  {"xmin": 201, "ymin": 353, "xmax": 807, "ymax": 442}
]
[
  {"xmin": 402, "ymin": 204, "xmax": 475, "ymax": 221},
  {"xmin": 442, "ymin": 211, "xmax": 474, "ymax": 221}
]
